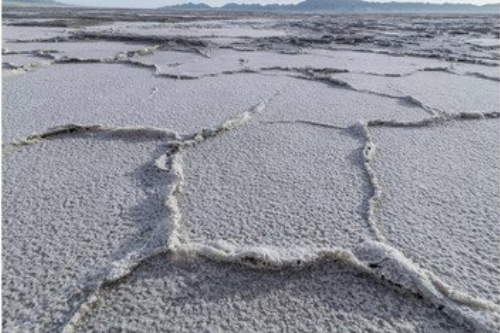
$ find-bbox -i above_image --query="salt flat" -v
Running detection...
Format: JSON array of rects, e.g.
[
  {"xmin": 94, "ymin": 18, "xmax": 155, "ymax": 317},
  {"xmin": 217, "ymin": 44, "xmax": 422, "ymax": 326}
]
[
  {"xmin": 3, "ymin": 41, "xmax": 152, "ymax": 60},
  {"xmin": 451, "ymin": 63, "xmax": 500, "ymax": 80},
  {"xmin": 2, "ymin": 7, "xmax": 499, "ymax": 333},
  {"xmin": 1, "ymin": 25, "xmax": 75, "ymax": 42},
  {"xmin": 3, "ymin": 132, "xmax": 171, "ymax": 332},
  {"xmin": 181, "ymin": 122, "xmax": 372, "ymax": 249},
  {"xmin": 370, "ymin": 119, "xmax": 500, "ymax": 302},
  {"xmin": 75, "ymin": 254, "xmax": 470, "ymax": 333},
  {"xmin": 259, "ymin": 78, "xmax": 430, "ymax": 125},
  {"xmin": 3, "ymin": 64, "xmax": 288, "ymax": 141},
  {"xmin": 335, "ymin": 71, "xmax": 500, "ymax": 114},
  {"xmin": 82, "ymin": 19, "xmax": 289, "ymax": 38},
  {"xmin": 143, "ymin": 48, "xmax": 452, "ymax": 77},
  {"xmin": 129, "ymin": 50, "xmax": 204, "ymax": 72},
  {"xmin": 2, "ymin": 53, "xmax": 48, "ymax": 68}
]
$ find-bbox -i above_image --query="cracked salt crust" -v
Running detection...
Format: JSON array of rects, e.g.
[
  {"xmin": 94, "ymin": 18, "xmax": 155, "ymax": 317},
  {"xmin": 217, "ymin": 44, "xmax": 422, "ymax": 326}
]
[
  {"xmin": 336, "ymin": 71, "xmax": 500, "ymax": 114},
  {"xmin": 370, "ymin": 119, "xmax": 500, "ymax": 303},
  {"xmin": 181, "ymin": 121, "xmax": 373, "ymax": 249},
  {"xmin": 74, "ymin": 254, "xmax": 470, "ymax": 333},
  {"xmin": 96, "ymin": 22, "xmax": 289, "ymax": 39},
  {"xmin": 2, "ymin": 133, "xmax": 169, "ymax": 332},
  {"xmin": 2, "ymin": 64, "xmax": 289, "ymax": 142},
  {"xmin": 146, "ymin": 48, "xmax": 453, "ymax": 77},
  {"xmin": 2, "ymin": 53, "xmax": 48, "ymax": 68},
  {"xmin": 452, "ymin": 63, "xmax": 500, "ymax": 81},
  {"xmin": 2, "ymin": 41, "xmax": 153, "ymax": 60},
  {"xmin": 466, "ymin": 38, "xmax": 500, "ymax": 48},
  {"xmin": 259, "ymin": 78, "xmax": 430, "ymax": 126},
  {"xmin": 2, "ymin": 25, "xmax": 74, "ymax": 42},
  {"xmin": 129, "ymin": 50, "xmax": 204, "ymax": 73},
  {"xmin": 332, "ymin": 73, "xmax": 410, "ymax": 97},
  {"xmin": 308, "ymin": 49, "xmax": 453, "ymax": 75},
  {"xmin": 2, "ymin": 11, "xmax": 500, "ymax": 333}
]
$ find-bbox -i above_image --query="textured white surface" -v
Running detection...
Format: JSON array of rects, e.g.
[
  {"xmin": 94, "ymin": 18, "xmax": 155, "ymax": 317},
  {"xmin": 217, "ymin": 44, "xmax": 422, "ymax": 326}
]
[
  {"xmin": 181, "ymin": 122, "xmax": 372, "ymax": 249},
  {"xmin": 2, "ymin": 133, "xmax": 169, "ymax": 332},
  {"xmin": 2, "ymin": 12, "xmax": 499, "ymax": 333},
  {"xmin": 2, "ymin": 64, "xmax": 288, "ymax": 141},
  {"xmin": 336, "ymin": 71, "xmax": 500, "ymax": 114},
  {"xmin": 130, "ymin": 50, "xmax": 204, "ymax": 72},
  {"xmin": 99, "ymin": 23, "xmax": 288, "ymax": 38},
  {"xmin": 74, "ymin": 254, "xmax": 469, "ymax": 333},
  {"xmin": 466, "ymin": 38, "xmax": 500, "ymax": 48},
  {"xmin": 143, "ymin": 48, "xmax": 452, "ymax": 77},
  {"xmin": 2, "ymin": 25, "xmax": 73, "ymax": 41},
  {"xmin": 260, "ymin": 78, "xmax": 430, "ymax": 126},
  {"xmin": 308, "ymin": 49, "xmax": 450, "ymax": 75},
  {"xmin": 2, "ymin": 53, "xmax": 48, "ymax": 68},
  {"xmin": 451, "ymin": 63, "xmax": 500, "ymax": 80},
  {"xmin": 3, "ymin": 41, "xmax": 151, "ymax": 60},
  {"xmin": 371, "ymin": 119, "xmax": 500, "ymax": 302}
]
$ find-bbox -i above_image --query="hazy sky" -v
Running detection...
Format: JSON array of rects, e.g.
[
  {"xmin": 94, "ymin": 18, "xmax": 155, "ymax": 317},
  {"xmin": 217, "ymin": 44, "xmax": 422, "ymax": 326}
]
[{"xmin": 61, "ymin": 0, "xmax": 500, "ymax": 8}]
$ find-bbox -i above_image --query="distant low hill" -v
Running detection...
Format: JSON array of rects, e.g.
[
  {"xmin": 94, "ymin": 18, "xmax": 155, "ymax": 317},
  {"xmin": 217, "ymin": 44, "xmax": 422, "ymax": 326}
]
[
  {"xmin": 159, "ymin": 0, "xmax": 500, "ymax": 13},
  {"xmin": 165, "ymin": 2, "xmax": 213, "ymax": 10}
]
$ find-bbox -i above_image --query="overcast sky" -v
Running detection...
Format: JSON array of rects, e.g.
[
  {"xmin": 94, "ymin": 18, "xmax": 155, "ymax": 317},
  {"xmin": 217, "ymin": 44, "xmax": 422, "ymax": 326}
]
[{"xmin": 61, "ymin": 0, "xmax": 499, "ymax": 8}]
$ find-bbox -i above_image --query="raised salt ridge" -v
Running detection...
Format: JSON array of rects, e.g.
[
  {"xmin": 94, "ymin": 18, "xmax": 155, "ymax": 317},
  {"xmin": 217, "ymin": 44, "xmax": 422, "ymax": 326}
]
[
  {"xmin": 2, "ymin": 132, "xmax": 170, "ymax": 332},
  {"xmin": 336, "ymin": 71, "xmax": 500, "ymax": 114},
  {"xmin": 370, "ymin": 119, "xmax": 500, "ymax": 302},
  {"xmin": 74, "ymin": 253, "xmax": 471, "ymax": 333},
  {"xmin": 2, "ymin": 64, "xmax": 289, "ymax": 142},
  {"xmin": 3, "ymin": 41, "xmax": 152, "ymax": 60}
]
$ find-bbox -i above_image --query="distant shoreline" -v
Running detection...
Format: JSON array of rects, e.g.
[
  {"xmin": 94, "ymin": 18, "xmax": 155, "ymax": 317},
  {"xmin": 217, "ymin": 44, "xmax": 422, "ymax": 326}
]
[
  {"xmin": 3, "ymin": 0, "xmax": 499, "ymax": 13},
  {"xmin": 158, "ymin": 0, "xmax": 499, "ymax": 14}
]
